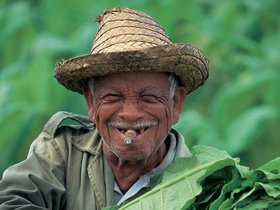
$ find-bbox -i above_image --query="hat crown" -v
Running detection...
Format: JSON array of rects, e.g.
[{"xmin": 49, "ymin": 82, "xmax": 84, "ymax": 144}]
[{"xmin": 91, "ymin": 8, "xmax": 172, "ymax": 54}]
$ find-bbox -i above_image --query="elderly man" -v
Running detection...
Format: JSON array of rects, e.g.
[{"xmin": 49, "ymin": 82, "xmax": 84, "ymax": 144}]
[{"xmin": 0, "ymin": 8, "xmax": 208, "ymax": 209}]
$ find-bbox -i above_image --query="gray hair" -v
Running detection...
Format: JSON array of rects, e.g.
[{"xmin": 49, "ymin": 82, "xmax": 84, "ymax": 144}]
[
  {"xmin": 88, "ymin": 73, "xmax": 178, "ymax": 98},
  {"xmin": 168, "ymin": 73, "xmax": 178, "ymax": 97}
]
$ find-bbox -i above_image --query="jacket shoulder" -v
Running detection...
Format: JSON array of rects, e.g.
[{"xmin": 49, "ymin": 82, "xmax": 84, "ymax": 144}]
[{"xmin": 42, "ymin": 111, "xmax": 94, "ymax": 140}]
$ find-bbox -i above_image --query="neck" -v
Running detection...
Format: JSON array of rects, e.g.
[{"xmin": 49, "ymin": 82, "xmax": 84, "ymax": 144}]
[{"xmin": 103, "ymin": 143, "xmax": 167, "ymax": 193}]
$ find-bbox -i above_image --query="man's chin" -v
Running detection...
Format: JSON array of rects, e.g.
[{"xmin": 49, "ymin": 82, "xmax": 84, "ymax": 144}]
[{"xmin": 113, "ymin": 150, "xmax": 151, "ymax": 163}]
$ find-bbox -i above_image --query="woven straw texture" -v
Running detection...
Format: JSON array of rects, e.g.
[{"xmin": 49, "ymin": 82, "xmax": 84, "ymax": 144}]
[
  {"xmin": 91, "ymin": 8, "xmax": 172, "ymax": 53},
  {"xmin": 55, "ymin": 8, "xmax": 209, "ymax": 94}
]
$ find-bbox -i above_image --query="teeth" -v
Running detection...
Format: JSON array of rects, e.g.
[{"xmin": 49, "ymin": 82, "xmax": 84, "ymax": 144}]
[
  {"xmin": 139, "ymin": 128, "xmax": 145, "ymax": 134},
  {"xmin": 117, "ymin": 127, "xmax": 148, "ymax": 135}
]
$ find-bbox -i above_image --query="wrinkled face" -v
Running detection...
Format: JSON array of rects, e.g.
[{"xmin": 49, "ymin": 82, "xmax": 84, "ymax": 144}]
[{"xmin": 84, "ymin": 72, "xmax": 186, "ymax": 161}]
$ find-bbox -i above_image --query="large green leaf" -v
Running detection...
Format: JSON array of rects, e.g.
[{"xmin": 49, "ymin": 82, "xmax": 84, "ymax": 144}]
[
  {"xmin": 208, "ymin": 157, "xmax": 280, "ymax": 210},
  {"xmin": 259, "ymin": 157, "xmax": 280, "ymax": 172},
  {"xmin": 104, "ymin": 146, "xmax": 237, "ymax": 210},
  {"xmin": 103, "ymin": 146, "xmax": 280, "ymax": 210}
]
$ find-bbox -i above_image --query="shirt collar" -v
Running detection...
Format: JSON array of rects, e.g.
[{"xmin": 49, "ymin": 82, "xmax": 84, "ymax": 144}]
[{"xmin": 114, "ymin": 131, "xmax": 178, "ymax": 205}]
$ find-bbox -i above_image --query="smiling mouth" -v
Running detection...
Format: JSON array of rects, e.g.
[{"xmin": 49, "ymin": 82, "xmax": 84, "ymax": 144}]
[
  {"xmin": 118, "ymin": 127, "xmax": 149, "ymax": 135},
  {"xmin": 107, "ymin": 120, "xmax": 158, "ymax": 137},
  {"xmin": 111, "ymin": 123, "xmax": 156, "ymax": 145}
]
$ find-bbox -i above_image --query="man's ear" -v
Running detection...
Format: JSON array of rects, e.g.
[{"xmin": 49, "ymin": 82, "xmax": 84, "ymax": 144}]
[
  {"xmin": 172, "ymin": 87, "xmax": 186, "ymax": 124},
  {"xmin": 83, "ymin": 89, "xmax": 96, "ymax": 123}
]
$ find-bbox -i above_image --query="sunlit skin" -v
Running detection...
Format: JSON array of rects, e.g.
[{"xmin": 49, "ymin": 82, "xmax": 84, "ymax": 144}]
[{"xmin": 83, "ymin": 72, "xmax": 186, "ymax": 192}]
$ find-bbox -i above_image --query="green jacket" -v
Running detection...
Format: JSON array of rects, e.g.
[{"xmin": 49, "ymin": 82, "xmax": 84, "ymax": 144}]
[{"xmin": 0, "ymin": 111, "xmax": 191, "ymax": 210}]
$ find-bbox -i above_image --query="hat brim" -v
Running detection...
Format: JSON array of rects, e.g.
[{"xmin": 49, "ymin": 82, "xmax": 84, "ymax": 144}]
[{"xmin": 54, "ymin": 44, "xmax": 209, "ymax": 94}]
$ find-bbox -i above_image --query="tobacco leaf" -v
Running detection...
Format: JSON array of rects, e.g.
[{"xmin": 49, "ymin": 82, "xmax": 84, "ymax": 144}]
[
  {"xmin": 103, "ymin": 145, "xmax": 237, "ymax": 210},
  {"xmin": 103, "ymin": 147, "xmax": 280, "ymax": 210},
  {"xmin": 208, "ymin": 157, "xmax": 280, "ymax": 210}
]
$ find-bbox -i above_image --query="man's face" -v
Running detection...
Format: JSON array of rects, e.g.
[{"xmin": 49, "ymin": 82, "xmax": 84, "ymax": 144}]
[{"xmin": 84, "ymin": 72, "xmax": 186, "ymax": 161}]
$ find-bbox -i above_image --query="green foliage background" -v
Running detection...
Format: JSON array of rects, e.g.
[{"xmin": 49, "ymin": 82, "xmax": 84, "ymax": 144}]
[{"xmin": 1, "ymin": 0, "xmax": 279, "ymax": 175}]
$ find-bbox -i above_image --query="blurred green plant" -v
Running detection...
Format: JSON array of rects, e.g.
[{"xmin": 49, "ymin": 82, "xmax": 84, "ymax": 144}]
[{"xmin": 1, "ymin": 0, "xmax": 279, "ymax": 175}]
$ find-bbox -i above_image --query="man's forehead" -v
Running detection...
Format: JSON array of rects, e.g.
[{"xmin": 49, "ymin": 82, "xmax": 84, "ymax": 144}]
[
  {"xmin": 94, "ymin": 72, "xmax": 170, "ymax": 83},
  {"xmin": 93, "ymin": 72, "xmax": 170, "ymax": 91}
]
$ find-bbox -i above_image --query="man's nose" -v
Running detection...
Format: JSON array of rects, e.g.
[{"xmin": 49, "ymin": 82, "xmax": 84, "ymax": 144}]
[{"xmin": 118, "ymin": 100, "xmax": 144, "ymax": 122}]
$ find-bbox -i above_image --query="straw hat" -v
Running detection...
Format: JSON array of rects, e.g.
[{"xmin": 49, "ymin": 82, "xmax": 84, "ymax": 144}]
[{"xmin": 54, "ymin": 8, "xmax": 209, "ymax": 94}]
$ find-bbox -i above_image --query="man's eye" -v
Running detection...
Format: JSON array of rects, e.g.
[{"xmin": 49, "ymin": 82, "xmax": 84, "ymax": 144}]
[
  {"xmin": 103, "ymin": 95, "xmax": 122, "ymax": 102},
  {"xmin": 141, "ymin": 95, "xmax": 158, "ymax": 103}
]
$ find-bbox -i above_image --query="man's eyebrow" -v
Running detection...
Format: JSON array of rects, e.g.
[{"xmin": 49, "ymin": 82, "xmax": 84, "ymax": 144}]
[
  {"xmin": 140, "ymin": 87, "xmax": 169, "ymax": 96},
  {"xmin": 140, "ymin": 86, "xmax": 159, "ymax": 91},
  {"xmin": 138, "ymin": 87, "xmax": 159, "ymax": 94}
]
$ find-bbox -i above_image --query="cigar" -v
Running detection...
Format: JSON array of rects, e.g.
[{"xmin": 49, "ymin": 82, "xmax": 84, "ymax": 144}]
[{"xmin": 124, "ymin": 130, "xmax": 137, "ymax": 145}]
